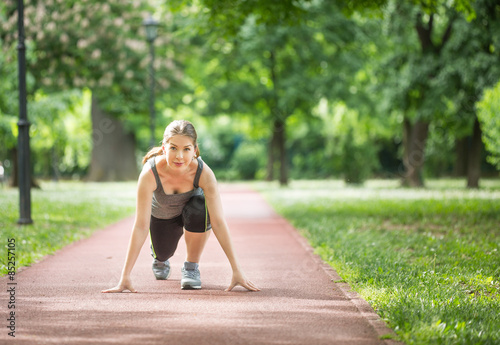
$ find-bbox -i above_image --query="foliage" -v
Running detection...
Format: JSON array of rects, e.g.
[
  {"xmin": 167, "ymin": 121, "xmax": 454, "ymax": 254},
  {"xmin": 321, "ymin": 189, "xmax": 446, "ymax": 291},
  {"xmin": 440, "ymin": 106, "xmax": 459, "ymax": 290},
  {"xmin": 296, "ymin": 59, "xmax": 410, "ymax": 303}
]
[
  {"xmin": 0, "ymin": 34, "xmax": 35, "ymax": 178},
  {"xmin": 342, "ymin": 128, "xmax": 379, "ymax": 184},
  {"xmin": 29, "ymin": 89, "xmax": 92, "ymax": 178},
  {"xmin": 477, "ymin": 81, "xmax": 500, "ymax": 169},
  {"xmin": 439, "ymin": 0, "xmax": 500, "ymax": 136},
  {"xmin": 377, "ymin": 1, "xmax": 455, "ymax": 121},
  {"xmin": 188, "ymin": 115, "xmax": 266, "ymax": 180},
  {"xmin": 260, "ymin": 179, "xmax": 500, "ymax": 344},
  {"xmin": 0, "ymin": 38, "xmax": 19, "ymax": 122},
  {"xmin": 1, "ymin": 0, "xmax": 498, "ymax": 183},
  {"xmin": 287, "ymin": 117, "xmax": 333, "ymax": 179},
  {"xmin": 1, "ymin": 0, "xmax": 189, "ymax": 147},
  {"xmin": 195, "ymin": 116, "xmax": 246, "ymax": 173},
  {"xmin": 0, "ymin": 85, "xmax": 92, "ymax": 179},
  {"xmin": 230, "ymin": 141, "xmax": 266, "ymax": 180},
  {"xmin": 2, "ymin": 1, "xmax": 147, "ymax": 110},
  {"xmin": 287, "ymin": 100, "xmax": 388, "ymax": 181},
  {"xmin": 0, "ymin": 181, "xmax": 136, "ymax": 275},
  {"xmin": 168, "ymin": 0, "xmax": 313, "ymax": 37},
  {"xmin": 367, "ymin": 0, "xmax": 500, "ymax": 186},
  {"xmin": 168, "ymin": 0, "xmax": 368, "ymax": 184},
  {"xmin": 422, "ymin": 0, "xmax": 500, "ymax": 180},
  {"xmin": 1, "ymin": 1, "xmax": 193, "ymax": 178},
  {"xmin": 422, "ymin": 121, "xmax": 456, "ymax": 177}
]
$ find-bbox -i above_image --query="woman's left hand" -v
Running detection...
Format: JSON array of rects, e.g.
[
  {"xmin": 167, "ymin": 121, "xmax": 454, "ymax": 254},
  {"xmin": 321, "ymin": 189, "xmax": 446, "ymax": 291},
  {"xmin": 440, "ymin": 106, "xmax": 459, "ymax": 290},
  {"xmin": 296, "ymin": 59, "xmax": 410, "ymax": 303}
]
[{"xmin": 225, "ymin": 270, "xmax": 260, "ymax": 292}]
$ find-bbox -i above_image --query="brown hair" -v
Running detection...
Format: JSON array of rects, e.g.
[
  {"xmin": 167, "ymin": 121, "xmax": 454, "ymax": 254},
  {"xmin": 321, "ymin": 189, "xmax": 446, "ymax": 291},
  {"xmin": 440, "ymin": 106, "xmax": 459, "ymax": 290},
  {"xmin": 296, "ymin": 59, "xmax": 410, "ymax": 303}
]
[{"xmin": 142, "ymin": 120, "xmax": 200, "ymax": 164}]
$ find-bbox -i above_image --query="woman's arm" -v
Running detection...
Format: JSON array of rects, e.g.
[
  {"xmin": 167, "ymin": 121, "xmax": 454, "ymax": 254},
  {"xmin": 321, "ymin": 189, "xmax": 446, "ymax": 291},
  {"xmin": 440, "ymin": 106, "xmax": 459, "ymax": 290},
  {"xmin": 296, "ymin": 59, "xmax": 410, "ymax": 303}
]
[
  {"xmin": 200, "ymin": 165, "xmax": 260, "ymax": 292},
  {"xmin": 101, "ymin": 164, "xmax": 155, "ymax": 293}
]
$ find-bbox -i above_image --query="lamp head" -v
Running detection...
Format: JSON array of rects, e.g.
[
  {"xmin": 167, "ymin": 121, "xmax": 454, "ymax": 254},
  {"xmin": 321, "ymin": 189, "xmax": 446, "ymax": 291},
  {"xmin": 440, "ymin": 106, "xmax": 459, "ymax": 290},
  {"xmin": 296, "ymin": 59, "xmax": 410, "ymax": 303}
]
[{"xmin": 143, "ymin": 14, "xmax": 159, "ymax": 42}]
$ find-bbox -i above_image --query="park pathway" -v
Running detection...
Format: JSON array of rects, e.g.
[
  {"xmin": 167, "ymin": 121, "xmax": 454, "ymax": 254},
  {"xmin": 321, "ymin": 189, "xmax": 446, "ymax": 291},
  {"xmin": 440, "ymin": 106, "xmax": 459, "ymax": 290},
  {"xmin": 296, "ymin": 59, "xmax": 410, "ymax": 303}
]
[{"xmin": 1, "ymin": 184, "xmax": 401, "ymax": 345}]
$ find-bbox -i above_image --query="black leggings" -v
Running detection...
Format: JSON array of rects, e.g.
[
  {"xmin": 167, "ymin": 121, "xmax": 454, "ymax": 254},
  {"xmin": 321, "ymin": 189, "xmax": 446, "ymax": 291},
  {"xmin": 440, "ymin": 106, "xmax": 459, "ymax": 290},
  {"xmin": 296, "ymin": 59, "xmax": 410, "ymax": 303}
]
[{"xmin": 150, "ymin": 195, "xmax": 211, "ymax": 262}]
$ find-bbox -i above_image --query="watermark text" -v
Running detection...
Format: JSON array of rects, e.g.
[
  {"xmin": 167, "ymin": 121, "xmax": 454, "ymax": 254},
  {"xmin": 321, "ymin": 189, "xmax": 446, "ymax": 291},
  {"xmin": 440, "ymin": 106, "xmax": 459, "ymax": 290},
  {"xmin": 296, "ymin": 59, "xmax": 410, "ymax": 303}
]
[{"xmin": 6, "ymin": 238, "xmax": 16, "ymax": 338}]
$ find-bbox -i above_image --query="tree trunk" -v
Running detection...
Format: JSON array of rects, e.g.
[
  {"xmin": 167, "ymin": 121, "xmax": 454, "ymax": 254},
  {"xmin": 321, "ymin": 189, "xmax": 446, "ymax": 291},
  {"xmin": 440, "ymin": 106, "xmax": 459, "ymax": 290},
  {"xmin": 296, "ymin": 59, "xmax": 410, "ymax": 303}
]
[
  {"xmin": 274, "ymin": 117, "xmax": 288, "ymax": 186},
  {"xmin": 86, "ymin": 94, "xmax": 138, "ymax": 181},
  {"xmin": 265, "ymin": 118, "xmax": 288, "ymax": 185},
  {"xmin": 266, "ymin": 131, "xmax": 276, "ymax": 181},
  {"xmin": 266, "ymin": 48, "xmax": 288, "ymax": 186},
  {"xmin": 401, "ymin": 118, "xmax": 411, "ymax": 181},
  {"xmin": 454, "ymin": 138, "xmax": 468, "ymax": 177},
  {"xmin": 401, "ymin": 118, "xmax": 429, "ymax": 187},
  {"xmin": 466, "ymin": 117, "xmax": 482, "ymax": 189}
]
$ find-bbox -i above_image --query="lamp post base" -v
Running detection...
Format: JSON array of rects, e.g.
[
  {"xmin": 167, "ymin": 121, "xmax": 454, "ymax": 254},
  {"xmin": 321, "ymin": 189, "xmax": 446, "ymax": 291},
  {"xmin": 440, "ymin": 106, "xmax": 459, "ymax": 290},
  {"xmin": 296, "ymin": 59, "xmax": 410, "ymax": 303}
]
[{"xmin": 17, "ymin": 218, "xmax": 33, "ymax": 225}]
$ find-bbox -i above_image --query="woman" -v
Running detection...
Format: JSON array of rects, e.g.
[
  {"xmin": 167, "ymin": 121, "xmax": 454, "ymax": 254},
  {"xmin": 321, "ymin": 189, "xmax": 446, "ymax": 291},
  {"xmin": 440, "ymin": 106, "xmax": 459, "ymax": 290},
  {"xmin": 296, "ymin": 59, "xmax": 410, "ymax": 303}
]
[{"xmin": 102, "ymin": 120, "xmax": 259, "ymax": 293}]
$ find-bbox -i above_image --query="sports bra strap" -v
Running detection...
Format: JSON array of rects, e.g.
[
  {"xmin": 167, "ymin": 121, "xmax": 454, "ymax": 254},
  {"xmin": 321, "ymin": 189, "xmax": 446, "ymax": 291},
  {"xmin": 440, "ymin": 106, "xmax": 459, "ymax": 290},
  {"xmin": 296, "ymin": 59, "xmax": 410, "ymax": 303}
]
[
  {"xmin": 149, "ymin": 158, "xmax": 163, "ymax": 192},
  {"xmin": 149, "ymin": 156, "xmax": 204, "ymax": 190},
  {"xmin": 194, "ymin": 157, "xmax": 204, "ymax": 189}
]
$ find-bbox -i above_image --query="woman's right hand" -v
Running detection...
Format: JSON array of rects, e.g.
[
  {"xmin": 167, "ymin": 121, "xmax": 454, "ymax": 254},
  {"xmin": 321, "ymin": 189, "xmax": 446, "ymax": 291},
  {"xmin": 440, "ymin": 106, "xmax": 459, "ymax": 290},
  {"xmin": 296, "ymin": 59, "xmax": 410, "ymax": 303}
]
[{"xmin": 101, "ymin": 276, "xmax": 137, "ymax": 293}]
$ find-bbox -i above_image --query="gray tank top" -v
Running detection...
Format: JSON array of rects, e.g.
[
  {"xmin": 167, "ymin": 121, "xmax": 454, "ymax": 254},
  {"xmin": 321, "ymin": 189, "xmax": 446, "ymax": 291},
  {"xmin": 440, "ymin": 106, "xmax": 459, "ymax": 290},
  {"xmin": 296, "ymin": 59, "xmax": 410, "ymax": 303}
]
[{"xmin": 149, "ymin": 157, "xmax": 204, "ymax": 219}]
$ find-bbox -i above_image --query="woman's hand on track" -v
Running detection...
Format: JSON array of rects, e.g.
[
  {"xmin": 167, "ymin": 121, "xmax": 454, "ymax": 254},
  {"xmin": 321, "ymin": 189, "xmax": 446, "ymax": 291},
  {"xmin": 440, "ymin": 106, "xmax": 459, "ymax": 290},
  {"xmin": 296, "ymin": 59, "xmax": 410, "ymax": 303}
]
[
  {"xmin": 225, "ymin": 271, "xmax": 260, "ymax": 292},
  {"xmin": 101, "ymin": 277, "xmax": 137, "ymax": 293}
]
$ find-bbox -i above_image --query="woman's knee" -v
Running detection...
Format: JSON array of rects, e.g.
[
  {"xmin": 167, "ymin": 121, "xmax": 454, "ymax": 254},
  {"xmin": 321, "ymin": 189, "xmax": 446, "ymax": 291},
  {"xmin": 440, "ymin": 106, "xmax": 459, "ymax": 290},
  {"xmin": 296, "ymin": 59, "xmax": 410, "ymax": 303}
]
[{"xmin": 182, "ymin": 195, "xmax": 211, "ymax": 233}]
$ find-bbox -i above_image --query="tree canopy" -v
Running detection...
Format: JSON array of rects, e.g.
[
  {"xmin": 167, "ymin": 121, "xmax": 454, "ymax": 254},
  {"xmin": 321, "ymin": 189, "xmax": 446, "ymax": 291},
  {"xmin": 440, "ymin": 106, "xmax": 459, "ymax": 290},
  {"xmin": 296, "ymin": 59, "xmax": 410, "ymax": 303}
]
[{"xmin": 1, "ymin": 0, "xmax": 498, "ymax": 186}]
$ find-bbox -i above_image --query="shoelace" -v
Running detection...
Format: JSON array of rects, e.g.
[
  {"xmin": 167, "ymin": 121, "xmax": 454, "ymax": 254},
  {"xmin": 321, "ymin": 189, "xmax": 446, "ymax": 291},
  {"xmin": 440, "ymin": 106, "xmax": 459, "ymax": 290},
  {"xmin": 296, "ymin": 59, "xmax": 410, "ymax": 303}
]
[
  {"xmin": 183, "ymin": 269, "xmax": 200, "ymax": 280},
  {"xmin": 154, "ymin": 262, "xmax": 168, "ymax": 268}
]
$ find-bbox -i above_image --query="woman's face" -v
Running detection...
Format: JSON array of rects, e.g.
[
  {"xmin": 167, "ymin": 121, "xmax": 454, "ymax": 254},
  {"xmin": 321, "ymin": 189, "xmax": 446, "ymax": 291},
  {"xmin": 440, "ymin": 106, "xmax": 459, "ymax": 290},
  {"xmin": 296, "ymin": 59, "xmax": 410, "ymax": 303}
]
[{"xmin": 163, "ymin": 135, "xmax": 197, "ymax": 171}]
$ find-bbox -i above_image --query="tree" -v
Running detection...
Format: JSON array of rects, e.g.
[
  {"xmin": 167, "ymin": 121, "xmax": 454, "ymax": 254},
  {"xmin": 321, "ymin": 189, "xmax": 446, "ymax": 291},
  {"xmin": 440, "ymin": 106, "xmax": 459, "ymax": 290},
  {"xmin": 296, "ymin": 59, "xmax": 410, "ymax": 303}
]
[
  {"xmin": 0, "ymin": 35, "xmax": 19, "ymax": 184},
  {"xmin": 1, "ymin": 0, "xmax": 185, "ymax": 181},
  {"xmin": 168, "ymin": 0, "xmax": 364, "ymax": 185},
  {"xmin": 166, "ymin": 0, "xmax": 497, "ymax": 187},
  {"xmin": 477, "ymin": 81, "xmax": 500, "ymax": 170},
  {"xmin": 441, "ymin": 0, "xmax": 500, "ymax": 187},
  {"xmin": 376, "ymin": 2, "xmax": 459, "ymax": 187},
  {"xmin": 223, "ymin": 18, "xmax": 336, "ymax": 185},
  {"xmin": 410, "ymin": 0, "xmax": 500, "ymax": 186},
  {"xmin": 167, "ymin": 0, "xmax": 314, "ymax": 185},
  {"xmin": 370, "ymin": 0, "xmax": 498, "ymax": 188},
  {"xmin": 28, "ymin": 89, "xmax": 89, "ymax": 180},
  {"xmin": 169, "ymin": 0, "xmax": 313, "ymax": 37}
]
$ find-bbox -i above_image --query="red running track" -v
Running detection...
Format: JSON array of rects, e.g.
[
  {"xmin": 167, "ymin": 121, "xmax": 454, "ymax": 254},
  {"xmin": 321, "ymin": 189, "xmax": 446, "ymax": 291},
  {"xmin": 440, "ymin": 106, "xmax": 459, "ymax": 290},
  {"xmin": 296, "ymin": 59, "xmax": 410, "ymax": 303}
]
[{"xmin": 0, "ymin": 185, "xmax": 402, "ymax": 345}]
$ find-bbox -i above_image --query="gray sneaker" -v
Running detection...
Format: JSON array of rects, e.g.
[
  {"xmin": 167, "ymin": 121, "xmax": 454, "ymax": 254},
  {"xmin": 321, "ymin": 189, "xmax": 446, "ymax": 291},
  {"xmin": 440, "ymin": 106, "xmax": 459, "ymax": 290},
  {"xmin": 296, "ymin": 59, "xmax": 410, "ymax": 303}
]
[
  {"xmin": 152, "ymin": 259, "xmax": 171, "ymax": 280},
  {"xmin": 181, "ymin": 262, "xmax": 201, "ymax": 289}
]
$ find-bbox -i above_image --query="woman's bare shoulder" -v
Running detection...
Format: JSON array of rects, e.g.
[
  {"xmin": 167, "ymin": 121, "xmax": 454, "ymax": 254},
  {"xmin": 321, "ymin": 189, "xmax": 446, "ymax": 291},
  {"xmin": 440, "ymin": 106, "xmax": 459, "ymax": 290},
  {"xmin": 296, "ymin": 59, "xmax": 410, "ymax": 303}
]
[
  {"xmin": 199, "ymin": 160, "xmax": 217, "ymax": 192},
  {"xmin": 138, "ymin": 159, "xmax": 157, "ymax": 191}
]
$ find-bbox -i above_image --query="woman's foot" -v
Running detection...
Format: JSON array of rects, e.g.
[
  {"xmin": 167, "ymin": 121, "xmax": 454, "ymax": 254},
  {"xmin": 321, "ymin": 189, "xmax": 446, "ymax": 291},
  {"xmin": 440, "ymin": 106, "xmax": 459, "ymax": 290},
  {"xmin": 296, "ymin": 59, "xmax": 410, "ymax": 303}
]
[
  {"xmin": 152, "ymin": 259, "xmax": 171, "ymax": 280},
  {"xmin": 181, "ymin": 261, "xmax": 201, "ymax": 289}
]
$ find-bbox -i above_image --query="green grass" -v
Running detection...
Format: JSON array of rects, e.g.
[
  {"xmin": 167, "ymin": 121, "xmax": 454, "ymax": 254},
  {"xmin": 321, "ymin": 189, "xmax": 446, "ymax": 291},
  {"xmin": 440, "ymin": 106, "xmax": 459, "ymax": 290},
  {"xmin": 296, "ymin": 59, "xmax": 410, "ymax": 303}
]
[
  {"xmin": 0, "ymin": 181, "xmax": 136, "ymax": 275},
  {"xmin": 256, "ymin": 179, "xmax": 500, "ymax": 345}
]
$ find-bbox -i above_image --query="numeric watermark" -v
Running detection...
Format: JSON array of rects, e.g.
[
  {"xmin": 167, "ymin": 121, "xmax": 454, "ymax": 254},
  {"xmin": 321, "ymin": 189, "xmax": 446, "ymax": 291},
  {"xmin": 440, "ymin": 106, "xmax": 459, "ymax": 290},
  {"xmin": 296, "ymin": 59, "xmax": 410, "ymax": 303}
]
[{"xmin": 6, "ymin": 238, "xmax": 16, "ymax": 338}]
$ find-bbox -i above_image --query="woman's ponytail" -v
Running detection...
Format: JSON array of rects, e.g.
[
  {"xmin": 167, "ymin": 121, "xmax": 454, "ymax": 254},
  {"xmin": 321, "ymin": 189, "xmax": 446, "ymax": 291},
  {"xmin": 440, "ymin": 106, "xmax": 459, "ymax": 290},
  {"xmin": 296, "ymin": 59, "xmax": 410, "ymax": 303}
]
[
  {"xmin": 195, "ymin": 145, "xmax": 200, "ymax": 158},
  {"xmin": 142, "ymin": 146, "xmax": 163, "ymax": 165}
]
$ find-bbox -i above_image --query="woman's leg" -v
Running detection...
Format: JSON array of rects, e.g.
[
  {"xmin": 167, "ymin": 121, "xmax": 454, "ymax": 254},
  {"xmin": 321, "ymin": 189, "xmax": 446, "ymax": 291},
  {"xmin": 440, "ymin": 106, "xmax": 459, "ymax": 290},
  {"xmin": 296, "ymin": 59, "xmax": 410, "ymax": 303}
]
[
  {"xmin": 182, "ymin": 193, "xmax": 212, "ymax": 263},
  {"xmin": 184, "ymin": 230, "xmax": 211, "ymax": 263},
  {"xmin": 150, "ymin": 215, "xmax": 184, "ymax": 262},
  {"xmin": 182, "ymin": 229, "xmax": 210, "ymax": 289}
]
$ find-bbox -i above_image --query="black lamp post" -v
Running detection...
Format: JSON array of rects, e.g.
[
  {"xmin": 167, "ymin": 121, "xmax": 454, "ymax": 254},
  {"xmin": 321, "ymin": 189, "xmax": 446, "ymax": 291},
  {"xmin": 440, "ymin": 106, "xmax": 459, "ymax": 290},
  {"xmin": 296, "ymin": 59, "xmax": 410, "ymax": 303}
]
[
  {"xmin": 17, "ymin": 0, "xmax": 32, "ymax": 225},
  {"xmin": 143, "ymin": 14, "xmax": 159, "ymax": 148}
]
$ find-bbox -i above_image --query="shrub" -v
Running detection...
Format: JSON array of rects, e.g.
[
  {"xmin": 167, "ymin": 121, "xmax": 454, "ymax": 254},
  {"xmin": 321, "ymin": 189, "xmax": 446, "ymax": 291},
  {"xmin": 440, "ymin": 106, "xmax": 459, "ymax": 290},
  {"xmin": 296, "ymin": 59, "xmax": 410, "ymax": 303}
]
[
  {"xmin": 477, "ymin": 81, "xmax": 500, "ymax": 169},
  {"xmin": 230, "ymin": 141, "xmax": 266, "ymax": 180},
  {"xmin": 342, "ymin": 128, "xmax": 379, "ymax": 184}
]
